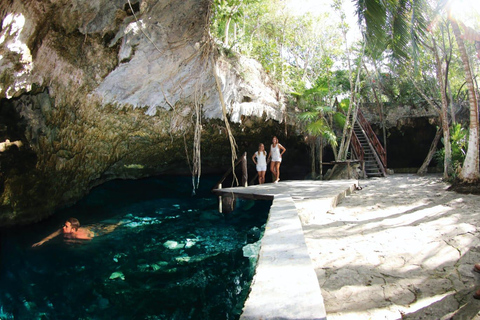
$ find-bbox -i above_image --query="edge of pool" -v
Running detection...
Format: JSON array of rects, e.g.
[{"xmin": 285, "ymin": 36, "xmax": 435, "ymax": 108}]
[{"xmin": 214, "ymin": 180, "xmax": 358, "ymax": 320}]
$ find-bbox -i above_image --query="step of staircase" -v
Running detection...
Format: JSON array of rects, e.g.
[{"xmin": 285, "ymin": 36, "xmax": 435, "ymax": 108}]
[{"xmin": 352, "ymin": 114, "xmax": 386, "ymax": 178}]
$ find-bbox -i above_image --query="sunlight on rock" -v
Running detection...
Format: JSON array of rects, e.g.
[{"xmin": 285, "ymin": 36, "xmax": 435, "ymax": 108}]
[
  {"xmin": 0, "ymin": 139, "xmax": 23, "ymax": 152},
  {"xmin": 1, "ymin": 13, "xmax": 33, "ymax": 98},
  {"xmin": 125, "ymin": 21, "xmax": 141, "ymax": 35},
  {"xmin": 123, "ymin": 164, "xmax": 145, "ymax": 169}
]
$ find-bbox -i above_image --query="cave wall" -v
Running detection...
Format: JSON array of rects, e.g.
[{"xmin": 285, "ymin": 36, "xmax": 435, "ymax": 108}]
[
  {"xmin": 0, "ymin": 0, "xmax": 286, "ymax": 226},
  {"xmin": 362, "ymin": 103, "xmax": 440, "ymax": 170},
  {"xmin": 371, "ymin": 118, "xmax": 439, "ymax": 170}
]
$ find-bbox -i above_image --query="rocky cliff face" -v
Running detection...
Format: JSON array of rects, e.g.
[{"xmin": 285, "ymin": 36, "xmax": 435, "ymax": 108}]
[{"xmin": 0, "ymin": 0, "xmax": 284, "ymax": 226}]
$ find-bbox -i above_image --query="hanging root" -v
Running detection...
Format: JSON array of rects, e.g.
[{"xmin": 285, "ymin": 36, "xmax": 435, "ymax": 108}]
[
  {"xmin": 192, "ymin": 84, "xmax": 202, "ymax": 192},
  {"xmin": 212, "ymin": 57, "xmax": 238, "ymax": 186},
  {"xmin": 127, "ymin": 0, "xmax": 164, "ymax": 54}
]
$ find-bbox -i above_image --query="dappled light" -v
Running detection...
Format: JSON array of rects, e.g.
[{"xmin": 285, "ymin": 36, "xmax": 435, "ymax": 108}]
[{"xmin": 303, "ymin": 175, "xmax": 480, "ymax": 319}]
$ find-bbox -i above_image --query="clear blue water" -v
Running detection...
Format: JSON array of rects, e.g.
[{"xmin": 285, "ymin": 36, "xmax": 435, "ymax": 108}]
[{"xmin": 0, "ymin": 175, "xmax": 271, "ymax": 320}]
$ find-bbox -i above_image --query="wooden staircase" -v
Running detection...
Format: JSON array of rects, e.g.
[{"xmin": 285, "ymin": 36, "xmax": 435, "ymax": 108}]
[{"xmin": 351, "ymin": 109, "xmax": 387, "ymax": 177}]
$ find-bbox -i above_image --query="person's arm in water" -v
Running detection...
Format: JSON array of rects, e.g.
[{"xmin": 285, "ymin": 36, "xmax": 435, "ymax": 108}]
[
  {"xmin": 32, "ymin": 229, "xmax": 62, "ymax": 247},
  {"xmin": 278, "ymin": 144, "xmax": 286, "ymax": 157}
]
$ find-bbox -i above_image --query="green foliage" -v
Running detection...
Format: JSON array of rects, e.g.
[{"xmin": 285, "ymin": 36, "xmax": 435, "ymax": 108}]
[
  {"xmin": 338, "ymin": 99, "xmax": 349, "ymax": 113},
  {"xmin": 356, "ymin": 0, "xmax": 430, "ymax": 61},
  {"xmin": 211, "ymin": 0, "xmax": 350, "ymax": 94},
  {"xmin": 333, "ymin": 112, "xmax": 346, "ymax": 128},
  {"xmin": 305, "ymin": 118, "xmax": 338, "ymax": 147},
  {"xmin": 434, "ymin": 123, "xmax": 468, "ymax": 171}
]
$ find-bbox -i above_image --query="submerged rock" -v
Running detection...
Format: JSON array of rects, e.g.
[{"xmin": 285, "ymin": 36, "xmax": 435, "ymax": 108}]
[
  {"xmin": 163, "ymin": 240, "xmax": 184, "ymax": 250},
  {"xmin": 242, "ymin": 241, "xmax": 261, "ymax": 259},
  {"xmin": 108, "ymin": 271, "xmax": 125, "ymax": 281}
]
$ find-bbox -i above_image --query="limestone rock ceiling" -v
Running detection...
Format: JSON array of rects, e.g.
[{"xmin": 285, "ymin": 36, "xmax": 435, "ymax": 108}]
[{"xmin": 0, "ymin": 0, "xmax": 284, "ymax": 226}]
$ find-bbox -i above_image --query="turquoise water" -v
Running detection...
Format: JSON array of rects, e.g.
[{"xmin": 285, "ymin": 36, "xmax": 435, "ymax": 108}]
[{"xmin": 0, "ymin": 176, "xmax": 271, "ymax": 319}]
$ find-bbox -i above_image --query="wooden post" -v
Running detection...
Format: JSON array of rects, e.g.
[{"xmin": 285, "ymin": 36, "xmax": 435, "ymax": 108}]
[
  {"xmin": 218, "ymin": 183, "xmax": 223, "ymax": 213},
  {"xmin": 241, "ymin": 152, "xmax": 248, "ymax": 187}
]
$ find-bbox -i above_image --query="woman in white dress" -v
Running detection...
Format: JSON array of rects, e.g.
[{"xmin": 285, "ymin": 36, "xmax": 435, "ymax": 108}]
[
  {"xmin": 252, "ymin": 143, "xmax": 267, "ymax": 184},
  {"xmin": 267, "ymin": 136, "xmax": 286, "ymax": 183}
]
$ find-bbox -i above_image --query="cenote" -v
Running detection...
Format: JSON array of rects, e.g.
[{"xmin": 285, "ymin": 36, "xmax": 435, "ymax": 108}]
[{"xmin": 0, "ymin": 175, "xmax": 271, "ymax": 320}]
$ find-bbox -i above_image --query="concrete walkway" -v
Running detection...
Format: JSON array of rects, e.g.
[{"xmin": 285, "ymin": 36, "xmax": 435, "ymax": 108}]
[
  {"xmin": 303, "ymin": 174, "xmax": 480, "ymax": 320},
  {"xmin": 217, "ymin": 175, "xmax": 480, "ymax": 320},
  {"xmin": 214, "ymin": 180, "xmax": 358, "ymax": 320}
]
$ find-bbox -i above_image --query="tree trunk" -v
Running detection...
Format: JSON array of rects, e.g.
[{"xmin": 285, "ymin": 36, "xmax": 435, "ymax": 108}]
[
  {"xmin": 319, "ymin": 137, "xmax": 324, "ymax": 178},
  {"xmin": 310, "ymin": 138, "xmax": 316, "ymax": 176},
  {"xmin": 417, "ymin": 127, "xmax": 442, "ymax": 176},
  {"xmin": 451, "ymin": 19, "xmax": 480, "ymax": 182},
  {"xmin": 337, "ymin": 36, "xmax": 366, "ymax": 161},
  {"xmin": 448, "ymin": 82, "xmax": 456, "ymax": 123},
  {"xmin": 224, "ymin": 16, "xmax": 232, "ymax": 46},
  {"xmin": 367, "ymin": 61, "xmax": 388, "ymax": 155},
  {"xmin": 233, "ymin": 22, "xmax": 237, "ymax": 44},
  {"xmin": 431, "ymin": 35, "xmax": 452, "ymax": 179}
]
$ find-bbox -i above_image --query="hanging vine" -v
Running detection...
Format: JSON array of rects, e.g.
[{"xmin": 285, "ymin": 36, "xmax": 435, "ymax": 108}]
[
  {"xmin": 126, "ymin": 0, "xmax": 237, "ymax": 189},
  {"xmin": 212, "ymin": 56, "xmax": 239, "ymax": 186},
  {"xmin": 191, "ymin": 84, "xmax": 202, "ymax": 194}
]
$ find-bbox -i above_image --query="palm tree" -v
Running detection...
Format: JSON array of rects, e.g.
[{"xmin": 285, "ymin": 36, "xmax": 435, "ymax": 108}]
[
  {"xmin": 354, "ymin": 0, "xmax": 479, "ymax": 182},
  {"xmin": 299, "ymin": 105, "xmax": 340, "ymax": 178},
  {"xmin": 449, "ymin": 16, "xmax": 479, "ymax": 182}
]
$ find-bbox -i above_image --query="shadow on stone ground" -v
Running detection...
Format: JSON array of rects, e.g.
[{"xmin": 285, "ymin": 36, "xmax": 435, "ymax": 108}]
[
  {"xmin": 300, "ymin": 174, "xmax": 480, "ymax": 320},
  {"xmin": 449, "ymin": 179, "xmax": 480, "ymax": 196}
]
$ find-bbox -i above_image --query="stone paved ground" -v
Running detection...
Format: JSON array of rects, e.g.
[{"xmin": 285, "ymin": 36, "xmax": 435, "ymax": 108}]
[{"xmin": 301, "ymin": 174, "xmax": 480, "ymax": 320}]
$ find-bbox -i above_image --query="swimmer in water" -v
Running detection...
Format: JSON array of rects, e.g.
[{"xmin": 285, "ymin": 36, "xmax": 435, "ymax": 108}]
[{"xmin": 32, "ymin": 217, "xmax": 121, "ymax": 247}]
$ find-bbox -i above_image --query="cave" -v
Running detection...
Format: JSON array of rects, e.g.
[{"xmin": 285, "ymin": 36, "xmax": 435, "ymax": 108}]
[{"xmin": 373, "ymin": 117, "xmax": 439, "ymax": 171}]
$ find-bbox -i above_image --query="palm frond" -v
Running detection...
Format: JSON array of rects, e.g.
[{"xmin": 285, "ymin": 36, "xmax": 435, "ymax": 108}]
[
  {"xmin": 298, "ymin": 111, "xmax": 319, "ymax": 122},
  {"xmin": 315, "ymin": 105, "xmax": 334, "ymax": 114},
  {"xmin": 356, "ymin": 0, "xmax": 430, "ymax": 63},
  {"xmin": 323, "ymin": 129, "xmax": 338, "ymax": 148},
  {"xmin": 333, "ymin": 112, "xmax": 346, "ymax": 128},
  {"xmin": 306, "ymin": 118, "xmax": 329, "ymax": 136}
]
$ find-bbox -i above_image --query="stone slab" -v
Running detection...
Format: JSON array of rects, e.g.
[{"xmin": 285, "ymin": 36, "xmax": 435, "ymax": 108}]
[{"xmin": 214, "ymin": 179, "xmax": 358, "ymax": 320}]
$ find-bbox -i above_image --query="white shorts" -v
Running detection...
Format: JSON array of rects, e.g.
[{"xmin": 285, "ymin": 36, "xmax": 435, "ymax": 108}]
[
  {"xmin": 271, "ymin": 157, "xmax": 282, "ymax": 163},
  {"xmin": 256, "ymin": 164, "xmax": 267, "ymax": 172}
]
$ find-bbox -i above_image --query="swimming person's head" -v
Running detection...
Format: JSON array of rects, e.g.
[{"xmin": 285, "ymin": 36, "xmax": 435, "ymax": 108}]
[{"xmin": 63, "ymin": 218, "xmax": 80, "ymax": 233}]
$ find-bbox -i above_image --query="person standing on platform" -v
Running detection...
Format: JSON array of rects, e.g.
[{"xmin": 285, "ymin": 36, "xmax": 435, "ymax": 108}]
[
  {"xmin": 267, "ymin": 136, "xmax": 286, "ymax": 183},
  {"xmin": 252, "ymin": 143, "xmax": 268, "ymax": 184}
]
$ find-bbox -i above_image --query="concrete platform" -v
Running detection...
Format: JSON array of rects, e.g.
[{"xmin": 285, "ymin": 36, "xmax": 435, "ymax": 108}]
[{"xmin": 214, "ymin": 179, "xmax": 358, "ymax": 320}]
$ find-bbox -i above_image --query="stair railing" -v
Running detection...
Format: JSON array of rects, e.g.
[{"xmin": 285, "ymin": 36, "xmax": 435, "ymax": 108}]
[
  {"xmin": 351, "ymin": 132, "xmax": 364, "ymax": 162},
  {"xmin": 356, "ymin": 109, "xmax": 387, "ymax": 168}
]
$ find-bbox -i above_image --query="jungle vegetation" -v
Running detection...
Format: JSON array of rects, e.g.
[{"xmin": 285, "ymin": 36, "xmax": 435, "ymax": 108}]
[{"xmin": 211, "ymin": 0, "xmax": 480, "ymax": 183}]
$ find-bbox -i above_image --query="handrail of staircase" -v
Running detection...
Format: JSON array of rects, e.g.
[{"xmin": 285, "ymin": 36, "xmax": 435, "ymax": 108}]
[
  {"xmin": 214, "ymin": 152, "xmax": 248, "ymax": 190},
  {"xmin": 356, "ymin": 108, "xmax": 387, "ymax": 167},
  {"xmin": 351, "ymin": 131, "xmax": 364, "ymax": 162}
]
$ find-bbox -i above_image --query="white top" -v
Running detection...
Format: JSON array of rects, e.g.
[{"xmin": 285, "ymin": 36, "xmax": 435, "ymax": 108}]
[
  {"xmin": 271, "ymin": 144, "xmax": 282, "ymax": 162},
  {"xmin": 255, "ymin": 151, "xmax": 267, "ymax": 166}
]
